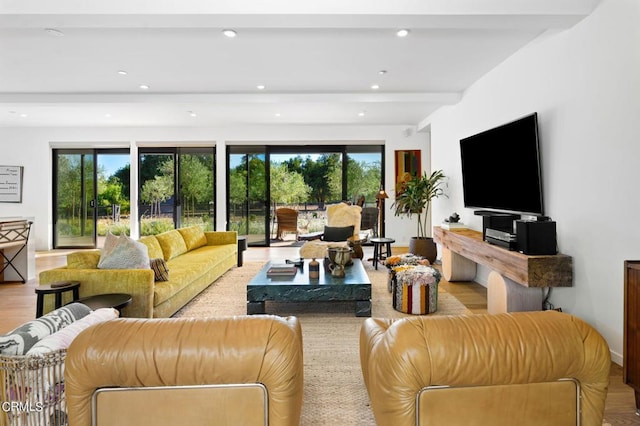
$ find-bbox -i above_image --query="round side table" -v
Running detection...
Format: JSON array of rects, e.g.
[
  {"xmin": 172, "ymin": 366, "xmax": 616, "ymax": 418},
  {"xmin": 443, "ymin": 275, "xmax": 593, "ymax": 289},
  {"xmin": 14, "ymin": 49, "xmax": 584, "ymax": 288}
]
[
  {"xmin": 35, "ymin": 281, "xmax": 80, "ymax": 318},
  {"xmin": 370, "ymin": 237, "xmax": 395, "ymax": 270},
  {"xmin": 75, "ymin": 293, "xmax": 132, "ymax": 313}
]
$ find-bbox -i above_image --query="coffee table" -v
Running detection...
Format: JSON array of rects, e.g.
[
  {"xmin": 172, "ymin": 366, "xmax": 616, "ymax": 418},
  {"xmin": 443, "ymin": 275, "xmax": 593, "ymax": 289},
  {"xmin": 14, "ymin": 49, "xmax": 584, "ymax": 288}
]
[{"xmin": 247, "ymin": 259, "xmax": 372, "ymax": 317}]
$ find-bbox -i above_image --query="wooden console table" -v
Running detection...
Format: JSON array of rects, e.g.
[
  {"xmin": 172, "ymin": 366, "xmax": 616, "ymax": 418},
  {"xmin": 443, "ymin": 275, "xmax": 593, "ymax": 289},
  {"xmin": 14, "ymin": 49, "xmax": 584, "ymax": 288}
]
[{"xmin": 433, "ymin": 226, "xmax": 572, "ymax": 314}]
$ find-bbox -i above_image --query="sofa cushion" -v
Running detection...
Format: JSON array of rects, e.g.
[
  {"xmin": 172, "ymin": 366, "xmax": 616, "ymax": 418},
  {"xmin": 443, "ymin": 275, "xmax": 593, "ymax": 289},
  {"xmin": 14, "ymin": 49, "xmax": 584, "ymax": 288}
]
[
  {"xmin": 323, "ymin": 225, "xmax": 355, "ymax": 242},
  {"xmin": 178, "ymin": 226, "xmax": 207, "ymax": 251},
  {"xmin": 139, "ymin": 235, "xmax": 164, "ymax": 259},
  {"xmin": 150, "ymin": 258, "xmax": 170, "ymax": 281},
  {"xmin": 155, "ymin": 230, "xmax": 188, "ymax": 261},
  {"xmin": 26, "ymin": 308, "xmax": 120, "ymax": 355},
  {"xmin": 98, "ymin": 234, "xmax": 151, "ymax": 270},
  {"xmin": 0, "ymin": 303, "xmax": 92, "ymax": 355},
  {"xmin": 67, "ymin": 250, "xmax": 101, "ymax": 269}
]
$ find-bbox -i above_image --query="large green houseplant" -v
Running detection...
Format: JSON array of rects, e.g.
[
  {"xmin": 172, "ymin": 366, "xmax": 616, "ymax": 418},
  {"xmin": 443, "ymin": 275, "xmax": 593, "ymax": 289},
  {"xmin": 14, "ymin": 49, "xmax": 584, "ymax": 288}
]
[{"xmin": 392, "ymin": 169, "xmax": 446, "ymax": 262}]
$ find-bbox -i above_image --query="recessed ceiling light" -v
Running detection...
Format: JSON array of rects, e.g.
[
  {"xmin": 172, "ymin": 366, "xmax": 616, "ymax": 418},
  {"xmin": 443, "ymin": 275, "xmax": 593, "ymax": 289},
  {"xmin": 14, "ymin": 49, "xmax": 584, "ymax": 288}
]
[
  {"xmin": 104, "ymin": 113, "xmax": 112, "ymax": 118},
  {"xmin": 19, "ymin": 113, "xmax": 28, "ymax": 118},
  {"xmin": 358, "ymin": 111, "xmax": 366, "ymax": 117},
  {"xmin": 188, "ymin": 111, "xmax": 197, "ymax": 117},
  {"xmin": 117, "ymin": 70, "xmax": 128, "ymax": 76},
  {"xmin": 222, "ymin": 29, "xmax": 237, "ymax": 38},
  {"xmin": 44, "ymin": 28, "xmax": 64, "ymax": 37},
  {"xmin": 378, "ymin": 70, "xmax": 387, "ymax": 75},
  {"xmin": 139, "ymin": 84, "xmax": 150, "ymax": 90},
  {"xmin": 371, "ymin": 84, "xmax": 380, "ymax": 90},
  {"xmin": 396, "ymin": 29, "xmax": 410, "ymax": 37},
  {"xmin": 275, "ymin": 113, "xmax": 281, "ymax": 117},
  {"xmin": 257, "ymin": 85, "xmax": 266, "ymax": 90}
]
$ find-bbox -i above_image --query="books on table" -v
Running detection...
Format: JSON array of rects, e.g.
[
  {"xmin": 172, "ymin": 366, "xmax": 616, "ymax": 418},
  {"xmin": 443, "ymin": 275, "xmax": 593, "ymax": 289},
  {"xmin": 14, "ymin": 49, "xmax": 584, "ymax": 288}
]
[
  {"xmin": 440, "ymin": 222, "xmax": 468, "ymax": 231},
  {"xmin": 266, "ymin": 264, "xmax": 298, "ymax": 277}
]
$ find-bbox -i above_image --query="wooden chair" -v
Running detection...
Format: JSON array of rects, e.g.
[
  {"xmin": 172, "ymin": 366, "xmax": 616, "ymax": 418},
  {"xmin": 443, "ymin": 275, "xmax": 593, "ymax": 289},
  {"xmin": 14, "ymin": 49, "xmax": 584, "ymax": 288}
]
[
  {"xmin": 275, "ymin": 208, "xmax": 299, "ymax": 240},
  {"xmin": 360, "ymin": 207, "xmax": 379, "ymax": 239}
]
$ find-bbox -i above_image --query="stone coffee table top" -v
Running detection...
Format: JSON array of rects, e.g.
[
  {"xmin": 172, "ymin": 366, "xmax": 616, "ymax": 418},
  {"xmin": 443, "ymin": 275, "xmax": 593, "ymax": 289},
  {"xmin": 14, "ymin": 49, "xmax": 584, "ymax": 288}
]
[{"xmin": 247, "ymin": 258, "xmax": 372, "ymax": 317}]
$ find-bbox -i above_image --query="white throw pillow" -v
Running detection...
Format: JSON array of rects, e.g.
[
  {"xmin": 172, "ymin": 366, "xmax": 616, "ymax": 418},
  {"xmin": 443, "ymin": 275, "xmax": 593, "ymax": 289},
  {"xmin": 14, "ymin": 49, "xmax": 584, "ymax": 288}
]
[
  {"xmin": 98, "ymin": 233, "xmax": 151, "ymax": 269},
  {"xmin": 26, "ymin": 308, "xmax": 120, "ymax": 355}
]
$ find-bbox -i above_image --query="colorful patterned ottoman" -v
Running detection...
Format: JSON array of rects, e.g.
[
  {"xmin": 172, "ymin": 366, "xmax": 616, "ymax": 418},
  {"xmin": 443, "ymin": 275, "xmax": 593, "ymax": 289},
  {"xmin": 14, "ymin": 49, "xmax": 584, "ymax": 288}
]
[
  {"xmin": 391, "ymin": 264, "xmax": 441, "ymax": 315},
  {"xmin": 384, "ymin": 253, "xmax": 431, "ymax": 292}
]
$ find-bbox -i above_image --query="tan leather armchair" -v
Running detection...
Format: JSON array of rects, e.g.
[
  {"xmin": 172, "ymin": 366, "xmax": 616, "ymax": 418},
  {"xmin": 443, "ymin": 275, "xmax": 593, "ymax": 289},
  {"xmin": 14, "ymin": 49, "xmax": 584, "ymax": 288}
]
[
  {"xmin": 360, "ymin": 311, "xmax": 610, "ymax": 426},
  {"xmin": 65, "ymin": 315, "xmax": 303, "ymax": 426}
]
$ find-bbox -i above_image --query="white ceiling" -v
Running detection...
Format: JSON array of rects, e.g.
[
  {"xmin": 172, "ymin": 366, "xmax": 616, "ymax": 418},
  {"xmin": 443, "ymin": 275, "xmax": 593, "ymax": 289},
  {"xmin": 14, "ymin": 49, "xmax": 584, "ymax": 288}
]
[{"xmin": 0, "ymin": 0, "xmax": 600, "ymax": 128}]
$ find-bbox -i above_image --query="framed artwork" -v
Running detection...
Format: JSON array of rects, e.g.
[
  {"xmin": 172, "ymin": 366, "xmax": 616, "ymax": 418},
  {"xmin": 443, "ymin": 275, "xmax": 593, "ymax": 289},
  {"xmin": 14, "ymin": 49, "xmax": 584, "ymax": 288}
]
[
  {"xmin": 394, "ymin": 150, "xmax": 421, "ymax": 196},
  {"xmin": 0, "ymin": 165, "xmax": 24, "ymax": 203}
]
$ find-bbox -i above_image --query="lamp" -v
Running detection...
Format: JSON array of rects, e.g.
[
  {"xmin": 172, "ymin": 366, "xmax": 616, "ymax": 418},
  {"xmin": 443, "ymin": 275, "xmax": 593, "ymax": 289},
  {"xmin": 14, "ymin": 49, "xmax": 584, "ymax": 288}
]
[{"xmin": 375, "ymin": 186, "xmax": 389, "ymax": 237}]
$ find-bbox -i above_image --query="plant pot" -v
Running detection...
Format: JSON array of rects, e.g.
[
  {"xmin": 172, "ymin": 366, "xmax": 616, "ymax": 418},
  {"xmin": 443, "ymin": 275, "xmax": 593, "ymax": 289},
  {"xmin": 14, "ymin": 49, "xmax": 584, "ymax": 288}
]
[{"xmin": 409, "ymin": 237, "xmax": 437, "ymax": 264}]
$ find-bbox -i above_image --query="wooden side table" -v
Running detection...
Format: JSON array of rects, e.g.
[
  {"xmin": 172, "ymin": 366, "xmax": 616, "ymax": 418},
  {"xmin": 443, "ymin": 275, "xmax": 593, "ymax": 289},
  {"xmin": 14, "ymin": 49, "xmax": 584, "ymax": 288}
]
[
  {"xmin": 370, "ymin": 238, "xmax": 395, "ymax": 270},
  {"xmin": 35, "ymin": 281, "xmax": 80, "ymax": 317}
]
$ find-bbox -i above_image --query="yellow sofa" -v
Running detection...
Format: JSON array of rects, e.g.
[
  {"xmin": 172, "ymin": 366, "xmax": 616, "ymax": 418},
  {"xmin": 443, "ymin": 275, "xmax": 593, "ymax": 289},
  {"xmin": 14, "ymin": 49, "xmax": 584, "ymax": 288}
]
[
  {"xmin": 360, "ymin": 311, "xmax": 610, "ymax": 426},
  {"xmin": 64, "ymin": 315, "xmax": 304, "ymax": 426},
  {"xmin": 39, "ymin": 228, "xmax": 237, "ymax": 318}
]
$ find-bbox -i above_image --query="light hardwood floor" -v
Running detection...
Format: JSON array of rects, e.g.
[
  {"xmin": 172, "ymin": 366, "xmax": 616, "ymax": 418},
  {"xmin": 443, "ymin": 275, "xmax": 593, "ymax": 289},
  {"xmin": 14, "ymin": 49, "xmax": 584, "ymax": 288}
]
[{"xmin": 1, "ymin": 245, "xmax": 638, "ymax": 424}]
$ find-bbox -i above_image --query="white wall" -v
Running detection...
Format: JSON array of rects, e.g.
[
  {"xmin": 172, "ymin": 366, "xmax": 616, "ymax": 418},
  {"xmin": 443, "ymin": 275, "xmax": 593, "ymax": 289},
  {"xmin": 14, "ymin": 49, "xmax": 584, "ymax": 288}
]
[
  {"xmin": 429, "ymin": 0, "xmax": 640, "ymax": 364},
  {"xmin": 0, "ymin": 124, "xmax": 428, "ymax": 251}
]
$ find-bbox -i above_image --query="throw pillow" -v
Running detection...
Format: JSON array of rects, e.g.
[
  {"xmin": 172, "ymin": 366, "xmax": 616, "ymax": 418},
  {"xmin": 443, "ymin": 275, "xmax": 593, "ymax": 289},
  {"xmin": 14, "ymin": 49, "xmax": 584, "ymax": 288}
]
[
  {"xmin": 155, "ymin": 230, "xmax": 188, "ymax": 261},
  {"xmin": 26, "ymin": 308, "xmax": 120, "ymax": 355},
  {"xmin": 0, "ymin": 303, "xmax": 92, "ymax": 355},
  {"xmin": 102, "ymin": 230, "xmax": 120, "ymax": 251},
  {"xmin": 98, "ymin": 234, "xmax": 151, "ymax": 270},
  {"xmin": 323, "ymin": 225, "xmax": 355, "ymax": 242},
  {"xmin": 178, "ymin": 226, "xmax": 207, "ymax": 251},
  {"xmin": 139, "ymin": 236, "xmax": 164, "ymax": 259},
  {"xmin": 150, "ymin": 258, "xmax": 170, "ymax": 281}
]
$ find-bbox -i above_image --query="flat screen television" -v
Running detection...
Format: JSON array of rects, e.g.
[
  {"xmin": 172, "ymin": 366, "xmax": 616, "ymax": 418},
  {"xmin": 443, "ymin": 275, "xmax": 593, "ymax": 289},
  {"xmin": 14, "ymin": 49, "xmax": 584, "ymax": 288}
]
[{"xmin": 459, "ymin": 112, "xmax": 544, "ymax": 216}]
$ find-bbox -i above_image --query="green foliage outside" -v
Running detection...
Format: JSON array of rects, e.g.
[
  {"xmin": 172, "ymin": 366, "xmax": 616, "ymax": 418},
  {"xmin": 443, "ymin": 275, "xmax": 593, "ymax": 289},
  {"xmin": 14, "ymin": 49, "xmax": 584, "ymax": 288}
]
[
  {"xmin": 140, "ymin": 218, "xmax": 175, "ymax": 235},
  {"xmin": 140, "ymin": 157, "xmax": 174, "ymax": 218},
  {"xmin": 346, "ymin": 156, "xmax": 382, "ymax": 204},
  {"xmin": 270, "ymin": 163, "xmax": 311, "ymax": 210}
]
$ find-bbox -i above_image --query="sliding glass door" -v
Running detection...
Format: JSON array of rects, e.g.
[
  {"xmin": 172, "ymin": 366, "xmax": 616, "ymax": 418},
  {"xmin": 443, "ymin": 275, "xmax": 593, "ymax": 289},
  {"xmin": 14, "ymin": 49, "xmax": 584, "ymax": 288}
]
[
  {"xmin": 139, "ymin": 147, "xmax": 215, "ymax": 236},
  {"xmin": 227, "ymin": 144, "xmax": 384, "ymax": 247},
  {"xmin": 53, "ymin": 149, "xmax": 130, "ymax": 248},
  {"xmin": 53, "ymin": 150, "xmax": 96, "ymax": 248},
  {"xmin": 227, "ymin": 147, "xmax": 268, "ymax": 246}
]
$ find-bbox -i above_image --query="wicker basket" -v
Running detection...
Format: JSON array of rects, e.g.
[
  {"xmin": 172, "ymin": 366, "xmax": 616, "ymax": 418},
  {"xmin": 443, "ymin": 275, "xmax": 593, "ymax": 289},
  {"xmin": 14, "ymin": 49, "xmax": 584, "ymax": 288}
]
[{"xmin": 0, "ymin": 349, "xmax": 67, "ymax": 426}]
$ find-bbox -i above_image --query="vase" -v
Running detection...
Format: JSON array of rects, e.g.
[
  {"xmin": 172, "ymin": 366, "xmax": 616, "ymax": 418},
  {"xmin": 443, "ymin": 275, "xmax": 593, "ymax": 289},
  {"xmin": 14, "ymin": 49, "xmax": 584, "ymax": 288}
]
[{"xmin": 409, "ymin": 237, "xmax": 437, "ymax": 264}]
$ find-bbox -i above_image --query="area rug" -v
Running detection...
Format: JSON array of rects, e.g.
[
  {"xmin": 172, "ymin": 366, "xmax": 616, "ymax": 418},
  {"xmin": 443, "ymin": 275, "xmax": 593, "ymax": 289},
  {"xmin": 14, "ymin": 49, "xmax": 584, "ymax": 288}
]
[{"xmin": 174, "ymin": 261, "xmax": 472, "ymax": 426}]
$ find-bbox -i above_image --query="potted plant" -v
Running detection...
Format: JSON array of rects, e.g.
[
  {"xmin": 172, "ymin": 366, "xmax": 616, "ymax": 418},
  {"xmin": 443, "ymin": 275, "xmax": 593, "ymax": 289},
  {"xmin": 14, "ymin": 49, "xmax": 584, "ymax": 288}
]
[{"xmin": 391, "ymin": 169, "xmax": 446, "ymax": 262}]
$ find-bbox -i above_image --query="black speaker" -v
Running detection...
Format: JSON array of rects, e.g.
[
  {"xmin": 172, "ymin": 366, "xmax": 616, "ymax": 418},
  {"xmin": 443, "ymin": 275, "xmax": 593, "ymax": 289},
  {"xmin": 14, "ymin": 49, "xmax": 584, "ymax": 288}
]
[{"xmin": 515, "ymin": 220, "xmax": 557, "ymax": 255}]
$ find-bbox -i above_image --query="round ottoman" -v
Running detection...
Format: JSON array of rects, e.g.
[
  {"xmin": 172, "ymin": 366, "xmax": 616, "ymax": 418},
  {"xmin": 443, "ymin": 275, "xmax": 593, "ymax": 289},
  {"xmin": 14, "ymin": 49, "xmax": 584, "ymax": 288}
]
[{"xmin": 392, "ymin": 265, "xmax": 441, "ymax": 315}]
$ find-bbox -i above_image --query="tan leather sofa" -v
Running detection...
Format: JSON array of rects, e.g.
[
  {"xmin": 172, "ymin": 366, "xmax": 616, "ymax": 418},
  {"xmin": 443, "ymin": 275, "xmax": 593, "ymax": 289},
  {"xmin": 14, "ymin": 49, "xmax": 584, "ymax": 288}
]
[
  {"xmin": 65, "ymin": 315, "xmax": 304, "ymax": 426},
  {"xmin": 360, "ymin": 311, "xmax": 610, "ymax": 426}
]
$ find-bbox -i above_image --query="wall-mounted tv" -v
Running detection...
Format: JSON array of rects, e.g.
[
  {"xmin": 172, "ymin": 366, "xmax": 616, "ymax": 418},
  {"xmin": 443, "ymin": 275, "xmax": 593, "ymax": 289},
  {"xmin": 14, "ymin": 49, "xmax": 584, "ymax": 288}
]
[{"xmin": 459, "ymin": 112, "xmax": 544, "ymax": 216}]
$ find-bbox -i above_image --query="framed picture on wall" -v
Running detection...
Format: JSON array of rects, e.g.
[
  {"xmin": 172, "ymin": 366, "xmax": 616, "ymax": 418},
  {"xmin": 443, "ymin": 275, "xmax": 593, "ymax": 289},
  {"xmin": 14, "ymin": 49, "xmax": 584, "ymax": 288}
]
[
  {"xmin": 394, "ymin": 150, "xmax": 421, "ymax": 196},
  {"xmin": 0, "ymin": 165, "xmax": 24, "ymax": 203}
]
